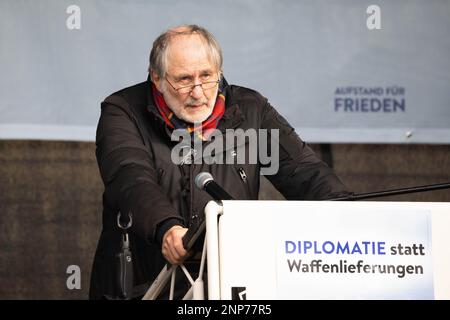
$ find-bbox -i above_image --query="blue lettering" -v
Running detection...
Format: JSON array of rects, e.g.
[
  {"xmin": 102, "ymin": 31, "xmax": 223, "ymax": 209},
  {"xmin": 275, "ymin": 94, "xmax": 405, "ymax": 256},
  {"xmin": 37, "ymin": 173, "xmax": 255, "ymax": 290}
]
[
  {"xmin": 286, "ymin": 240, "xmax": 388, "ymax": 255},
  {"xmin": 378, "ymin": 242, "xmax": 386, "ymax": 255},
  {"xmin": 336, "ymin": 242, "xmax": 350, "ymax": 254},
  {"xmin": 344, "ymin": 98, "xmax": 353, "ymax": 112},
  {"xmin": 334, "ymin": 98, "xmax": 344, "ymax": 111},
  {"xmin": 393, "ymin": 98, "xmax": 405, "ymax": 112},
  {"xmin": 371, "ymin": 99, "xmax": 381, "ymax": 112},
  {"xmin": 285, "ymin": 241, "xmax": 296, "ymax": 254},
  {"xmin": 314, "ymin": 241, "xmax": 322, "ymax": 254},
  {"xmin": 383, "ymin": 98, "xmax": 392, "ymax": 112},
  {"xmin": 351, "ymin": 242, "xmax": 362, "ymax": 254},
  {"xmin": 362, "ymin": 241, "xmax": 370, "ymax": 254},
  {"xmin": 304, "ymin": 241, "xmax": 312, "ymax": 254},
  {"xmin": 360, "ymin": 99, "xmax": 369, "ymax": 112},
  {"xmin": 335, "ymin": 98, "xmax": 405, "ymax": 113},
  {"xmin": 322, "ymin": 241, "xmax": 335, "ymax": 254}
]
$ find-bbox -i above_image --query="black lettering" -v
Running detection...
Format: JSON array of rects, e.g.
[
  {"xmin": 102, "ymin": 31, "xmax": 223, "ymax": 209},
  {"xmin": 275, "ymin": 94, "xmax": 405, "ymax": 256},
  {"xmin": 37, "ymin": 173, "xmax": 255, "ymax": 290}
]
[
  {"xmin": 418, "ymin": 243, "xmax": 425, "ymax": 255},
  {"xmin": 404, "ymin": 246, "xmax": 412, "ymax": 255},
  {"xmin": 287, "ymin": 259, "xmax": 302, "ymax": 272}
]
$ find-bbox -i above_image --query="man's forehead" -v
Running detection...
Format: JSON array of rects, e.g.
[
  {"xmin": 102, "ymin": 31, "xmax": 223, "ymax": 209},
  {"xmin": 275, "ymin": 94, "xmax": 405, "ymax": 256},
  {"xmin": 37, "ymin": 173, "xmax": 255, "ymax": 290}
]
[
  {"xmin": 166, "ymin": 34, "xmax": 215, "ymax": 74},
  {"xmin": 168, "ymin": 63, "xmax": 216, "ymax": 78},
  {"xmin": 167, "ymin": 33, "xmax": 207, "ymax": 54}
]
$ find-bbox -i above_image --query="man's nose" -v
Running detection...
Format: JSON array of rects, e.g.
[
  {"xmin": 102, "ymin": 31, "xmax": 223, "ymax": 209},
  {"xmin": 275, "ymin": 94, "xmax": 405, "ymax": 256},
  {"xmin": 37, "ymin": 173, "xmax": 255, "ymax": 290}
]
[{"xmin": 190, "ymin": 83, "xmax": 204, "ymax": 99}]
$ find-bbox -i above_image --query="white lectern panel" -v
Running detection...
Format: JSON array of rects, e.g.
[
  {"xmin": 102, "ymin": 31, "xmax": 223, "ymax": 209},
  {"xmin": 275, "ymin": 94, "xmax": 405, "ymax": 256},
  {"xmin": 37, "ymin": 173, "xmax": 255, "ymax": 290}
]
[{"xmin": 210, "ymin": 201, "xmax": 450, "ymax": 300}]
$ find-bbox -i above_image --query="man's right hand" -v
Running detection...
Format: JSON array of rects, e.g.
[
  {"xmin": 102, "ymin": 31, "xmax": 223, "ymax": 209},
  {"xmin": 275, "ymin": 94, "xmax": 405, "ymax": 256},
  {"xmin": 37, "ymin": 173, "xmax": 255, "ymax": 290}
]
[{"xmin": 161, "ymin": 225, "xmax": 189, "ymax": 265}]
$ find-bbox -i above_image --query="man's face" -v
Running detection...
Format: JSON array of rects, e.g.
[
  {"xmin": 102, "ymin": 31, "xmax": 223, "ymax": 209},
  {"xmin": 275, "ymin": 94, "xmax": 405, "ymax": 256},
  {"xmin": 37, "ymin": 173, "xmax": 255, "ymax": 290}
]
[{"xmin": 153, "ymin": 34, "xmax": 219, "ymax": 124}]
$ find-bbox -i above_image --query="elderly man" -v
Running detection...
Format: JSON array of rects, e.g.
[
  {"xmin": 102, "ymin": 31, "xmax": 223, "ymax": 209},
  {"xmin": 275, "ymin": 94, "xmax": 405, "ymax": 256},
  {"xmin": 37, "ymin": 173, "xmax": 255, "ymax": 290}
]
[{"xmin": 89, "ymin": 25, "xmax": 350, "ymax": 299}]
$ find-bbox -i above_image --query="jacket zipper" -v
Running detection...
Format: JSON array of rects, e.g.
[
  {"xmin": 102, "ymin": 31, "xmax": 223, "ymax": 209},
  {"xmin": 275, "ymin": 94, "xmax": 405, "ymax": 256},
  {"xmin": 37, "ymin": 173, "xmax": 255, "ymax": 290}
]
[
  {"xmin": 237, "ymin": 167, "xmax": 252, "ymax": 198},
  {"xmin": 189, "ymin": 164, "xmax": 198, "ymax": 228},
  {"xmin": 238, "ymin": 167, "xmax": 247, "ymax": 183},
  {"xmin": 157, "ymin": 168, "xmax": 165, "ymax": 184}
]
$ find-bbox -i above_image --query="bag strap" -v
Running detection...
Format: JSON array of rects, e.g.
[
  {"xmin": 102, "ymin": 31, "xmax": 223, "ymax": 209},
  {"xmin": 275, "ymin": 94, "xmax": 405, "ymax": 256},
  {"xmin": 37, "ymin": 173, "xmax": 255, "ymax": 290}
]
[{"xmin": 115, "ymin": 211, "xmax": 134, "ymax": 299}]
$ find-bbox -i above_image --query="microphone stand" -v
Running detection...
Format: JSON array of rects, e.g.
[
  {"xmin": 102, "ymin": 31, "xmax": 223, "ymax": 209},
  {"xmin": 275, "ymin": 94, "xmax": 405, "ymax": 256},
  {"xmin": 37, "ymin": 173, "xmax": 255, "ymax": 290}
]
[{"xmin": 328, "ymin": 182, "xmax": 450, "ymax": 201}]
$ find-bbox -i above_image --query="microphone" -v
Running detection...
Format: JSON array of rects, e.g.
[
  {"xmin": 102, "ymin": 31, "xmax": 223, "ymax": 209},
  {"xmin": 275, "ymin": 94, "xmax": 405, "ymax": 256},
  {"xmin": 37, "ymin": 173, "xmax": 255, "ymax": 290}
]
[{"xmin": 194, "ymin": 172, "xmax": 234, "ymax": 200}]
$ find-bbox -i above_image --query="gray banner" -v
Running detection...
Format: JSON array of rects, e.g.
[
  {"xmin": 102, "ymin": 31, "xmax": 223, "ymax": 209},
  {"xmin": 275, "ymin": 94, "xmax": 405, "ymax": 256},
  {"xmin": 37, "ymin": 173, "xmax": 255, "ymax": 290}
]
[{"xmin": 1, "ymin": 0, "xmax": 449, "ymax": 143}]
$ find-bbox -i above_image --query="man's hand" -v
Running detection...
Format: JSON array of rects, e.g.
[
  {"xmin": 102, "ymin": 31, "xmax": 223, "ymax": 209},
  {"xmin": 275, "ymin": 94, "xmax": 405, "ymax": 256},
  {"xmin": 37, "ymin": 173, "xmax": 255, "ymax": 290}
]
[{"xmin": 161, "ymin": 225, "xmax": 189, "ymax": 265}]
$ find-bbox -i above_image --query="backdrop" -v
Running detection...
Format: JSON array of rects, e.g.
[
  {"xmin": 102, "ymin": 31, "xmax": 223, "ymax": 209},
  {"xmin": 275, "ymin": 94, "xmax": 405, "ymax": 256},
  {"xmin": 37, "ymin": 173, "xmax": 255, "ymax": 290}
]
[{"xmin": 1, "ymin": 0, "xmax": 449, "ymax": 143}]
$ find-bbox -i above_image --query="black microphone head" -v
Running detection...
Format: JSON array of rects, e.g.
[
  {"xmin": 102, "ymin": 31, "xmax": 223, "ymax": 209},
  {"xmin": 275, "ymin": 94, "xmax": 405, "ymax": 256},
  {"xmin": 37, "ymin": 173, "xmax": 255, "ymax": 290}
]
[{"xmin": 195, "ymin": 172, "xmax": 214, "ymax": 190}]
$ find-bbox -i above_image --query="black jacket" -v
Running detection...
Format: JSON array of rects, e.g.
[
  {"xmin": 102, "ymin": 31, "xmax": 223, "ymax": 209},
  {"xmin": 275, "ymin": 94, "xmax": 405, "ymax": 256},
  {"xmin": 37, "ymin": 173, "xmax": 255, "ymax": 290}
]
[{"xmin": 89, "ymin": 77, "xmax": 350, "ymax": 299}]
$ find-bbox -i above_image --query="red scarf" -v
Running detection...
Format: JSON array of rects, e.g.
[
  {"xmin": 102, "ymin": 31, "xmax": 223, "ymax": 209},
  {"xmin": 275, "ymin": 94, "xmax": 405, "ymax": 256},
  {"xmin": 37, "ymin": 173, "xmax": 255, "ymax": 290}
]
[{"xmin": 151, "ymin": 83, "xmax": 225, "ymax": 140}]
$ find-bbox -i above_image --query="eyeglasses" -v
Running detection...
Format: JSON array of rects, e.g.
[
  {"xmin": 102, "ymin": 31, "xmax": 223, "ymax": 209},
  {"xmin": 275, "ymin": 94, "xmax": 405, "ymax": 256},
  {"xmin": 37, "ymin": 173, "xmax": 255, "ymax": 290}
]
[{"xmin": 165, "ymin": 77, "xmax": 219, "ymax": 94}]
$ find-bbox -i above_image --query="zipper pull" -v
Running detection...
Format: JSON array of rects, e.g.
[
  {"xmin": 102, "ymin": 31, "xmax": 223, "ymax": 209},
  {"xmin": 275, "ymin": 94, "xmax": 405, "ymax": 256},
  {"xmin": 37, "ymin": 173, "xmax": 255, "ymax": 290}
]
[
  {"xmin": 157, "ymin": 168, "xmax": 165, "ymax": 184},
  {"xmin": 238, "ymin": 167, "xmax": 247, "ymax": 183}
]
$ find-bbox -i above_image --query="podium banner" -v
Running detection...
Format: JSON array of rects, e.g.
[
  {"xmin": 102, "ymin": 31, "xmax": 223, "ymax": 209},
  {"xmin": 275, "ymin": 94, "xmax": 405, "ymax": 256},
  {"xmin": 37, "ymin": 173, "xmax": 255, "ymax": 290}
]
[
  {"xmin": 212, "ymin": 201, "xmax": 450, "ymax": 300},
  {"xmin": 276, "ymin": 207, "xmax": 432, "ymax": 299}
]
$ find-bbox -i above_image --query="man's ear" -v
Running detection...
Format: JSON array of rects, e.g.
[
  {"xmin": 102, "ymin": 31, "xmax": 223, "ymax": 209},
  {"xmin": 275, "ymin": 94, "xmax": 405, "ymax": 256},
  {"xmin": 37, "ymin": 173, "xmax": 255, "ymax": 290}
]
[{"xmin": 151, "ymin": 70, "xmax": 163, "ymax": 92}]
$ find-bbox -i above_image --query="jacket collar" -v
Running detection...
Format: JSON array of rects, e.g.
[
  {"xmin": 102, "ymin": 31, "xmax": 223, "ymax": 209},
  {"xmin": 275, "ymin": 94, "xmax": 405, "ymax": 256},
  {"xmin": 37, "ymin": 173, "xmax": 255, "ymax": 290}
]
[{"xmin": 146, "ymin": 75, "xmax": 164, "ymax": 121}]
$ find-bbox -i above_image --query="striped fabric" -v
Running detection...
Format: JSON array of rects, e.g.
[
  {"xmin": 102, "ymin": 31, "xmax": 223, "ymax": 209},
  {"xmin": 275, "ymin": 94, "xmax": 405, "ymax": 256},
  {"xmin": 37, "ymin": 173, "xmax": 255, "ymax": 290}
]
[{"xmin": 151, "ymin": 83, "xmax": 225, "ymax": 141}]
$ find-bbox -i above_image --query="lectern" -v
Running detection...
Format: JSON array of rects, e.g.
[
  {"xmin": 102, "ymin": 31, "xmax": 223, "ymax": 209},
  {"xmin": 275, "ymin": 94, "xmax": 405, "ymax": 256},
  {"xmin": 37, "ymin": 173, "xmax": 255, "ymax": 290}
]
[{"xmin": 143, "ymin": 200, "xmax": 450, "ymax": 300}]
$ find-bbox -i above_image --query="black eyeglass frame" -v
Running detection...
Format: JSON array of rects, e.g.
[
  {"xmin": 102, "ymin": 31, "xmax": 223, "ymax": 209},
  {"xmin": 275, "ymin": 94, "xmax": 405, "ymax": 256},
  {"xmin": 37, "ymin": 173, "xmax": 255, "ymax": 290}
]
[{"xmin": 165, "ymin": 77, "xmax": 220, "ymax": 94}]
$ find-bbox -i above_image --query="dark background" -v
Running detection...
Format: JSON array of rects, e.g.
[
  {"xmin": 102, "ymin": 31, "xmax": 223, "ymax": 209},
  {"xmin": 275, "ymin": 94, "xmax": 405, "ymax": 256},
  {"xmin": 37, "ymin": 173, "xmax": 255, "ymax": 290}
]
[{"xmin": 0, "ymin": 140, "xmax": 449, "ymax": 299}]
